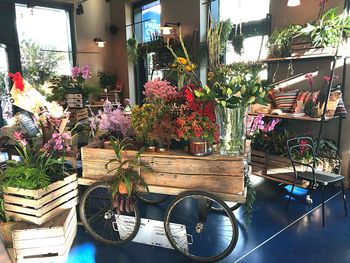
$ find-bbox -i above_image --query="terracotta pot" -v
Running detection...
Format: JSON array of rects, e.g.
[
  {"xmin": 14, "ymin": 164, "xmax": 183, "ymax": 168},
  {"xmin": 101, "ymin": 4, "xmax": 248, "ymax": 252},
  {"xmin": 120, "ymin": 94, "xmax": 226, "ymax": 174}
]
[{"xmin": 188, "ymin": 139, "xmax": 212, "ymax": 156}]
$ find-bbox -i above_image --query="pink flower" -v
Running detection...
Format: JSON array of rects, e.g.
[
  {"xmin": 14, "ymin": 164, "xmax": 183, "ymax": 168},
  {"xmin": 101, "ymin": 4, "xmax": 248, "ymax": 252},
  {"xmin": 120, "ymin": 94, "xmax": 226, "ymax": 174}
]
[
  {"xmin": 143, "ymin": 78, "xmax": 177, "ymax": 102},
  {"xmin": 305, "ymin": 73, "xmax": 313, "ymax": 85},
  {"xmin": 13, "ymin": 131, "xmax": 23, "ymax": 141},
  {"xmin": 71, "ymin": 67, "xmax": 80, "ymax": 79}
]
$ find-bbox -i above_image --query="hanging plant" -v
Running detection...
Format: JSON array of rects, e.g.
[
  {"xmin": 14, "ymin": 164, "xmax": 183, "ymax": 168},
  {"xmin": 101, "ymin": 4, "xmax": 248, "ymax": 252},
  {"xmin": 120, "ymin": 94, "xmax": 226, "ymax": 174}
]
[
  {"xmin": 230, "ymin": 23, "xmax": 244, "ymax": 55},
  {"xmin": 127, "ymin": 38, "xmax": 139, "ymax": 64}
]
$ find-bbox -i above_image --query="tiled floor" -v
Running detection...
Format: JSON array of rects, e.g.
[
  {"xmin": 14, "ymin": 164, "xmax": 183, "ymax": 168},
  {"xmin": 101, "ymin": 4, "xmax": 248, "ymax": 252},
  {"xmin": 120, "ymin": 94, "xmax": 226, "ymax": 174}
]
[{"xmin": 67, "ymin": 176, "xmax": 349, "ymax": 263}]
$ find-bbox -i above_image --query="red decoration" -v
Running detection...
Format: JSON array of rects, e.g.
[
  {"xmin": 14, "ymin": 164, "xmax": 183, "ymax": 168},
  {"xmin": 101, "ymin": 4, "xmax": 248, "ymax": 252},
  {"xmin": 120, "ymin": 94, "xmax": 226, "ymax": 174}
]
[
  {"xmin": 182, "ymin": 84, "xmax": 216, "ymax": 121},
  {"xmin": 8, "ymin": 72, "xmax": 25, "ymax": 92}
]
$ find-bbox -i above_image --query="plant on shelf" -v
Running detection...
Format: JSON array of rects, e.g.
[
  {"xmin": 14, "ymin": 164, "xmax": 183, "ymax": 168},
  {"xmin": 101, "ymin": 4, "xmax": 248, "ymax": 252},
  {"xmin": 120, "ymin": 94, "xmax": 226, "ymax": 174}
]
[
  {"xmin": 302, "ymin": 7, "xmax": 350, "ymax": 48},
  {"xmin": 267, "ymin": 24, "xmax": 303, "ymax": 58},
  {"xmin": 47, "ymin": 65, "xmax": 93, "ymax": 103},
  {"xmin": 0, "ymin": 131, "xmax": 64, "ymax": 190},
  {"xmin": 97, "ymin": 70, "xmax": 117, "ymax": 90},
  {"xmin": 106, "ymin": 137, "xmax": 149, "ymax": 214}
]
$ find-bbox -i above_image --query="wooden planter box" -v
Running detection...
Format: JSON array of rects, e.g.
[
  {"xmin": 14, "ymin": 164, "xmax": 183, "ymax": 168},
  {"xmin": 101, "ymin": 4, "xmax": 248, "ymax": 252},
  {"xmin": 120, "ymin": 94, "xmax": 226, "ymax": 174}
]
[
  {"xmin": 250, "ymin": 150, "xmax": 308, "ymax": 187},
  {"xmin": 0, "ymin": 222, "xmax": 27, "ymax": 248},
  {"xmin": 80, "ymin": 141, "xmax": 246, "ymax": 202},
  {"xmin": 291, "ymin": 37, "xmax": 336, "ymax": 57},
  {"xmin": 10, "ymin": 207, "xmax": 77, "ymax": 263},
  {"xmin": 3, "ymin": 173, "xmax": 78, "ymax": 225},
  {"xmin": 69, "ymin": 108, "xmax": 89, "ymax": 122}
]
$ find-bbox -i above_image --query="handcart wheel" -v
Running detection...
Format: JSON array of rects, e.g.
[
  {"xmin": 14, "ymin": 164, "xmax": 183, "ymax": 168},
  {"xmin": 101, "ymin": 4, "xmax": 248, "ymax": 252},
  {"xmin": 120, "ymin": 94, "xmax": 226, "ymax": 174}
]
[
  {"xmin": 80, "ymin": 182, "xmax": 141, "ymax": 245},
  {"xmin": 211, "ymin": 202, "xmax": 241, "ymax": 212},
  {"xmin": 137, "ymin": 192, "xmax": 168, "ymax": 205},
  {"xmin": 164, "ymin": 191, "xmax": 238, "ymax": 262}
]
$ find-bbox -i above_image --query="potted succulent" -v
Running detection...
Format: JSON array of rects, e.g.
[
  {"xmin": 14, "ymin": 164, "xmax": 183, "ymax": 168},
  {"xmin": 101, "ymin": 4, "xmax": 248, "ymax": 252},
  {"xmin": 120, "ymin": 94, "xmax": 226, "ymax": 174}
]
[{"xmin": 97, "ymin": 71, "xmax": 117, "ymax": 90}]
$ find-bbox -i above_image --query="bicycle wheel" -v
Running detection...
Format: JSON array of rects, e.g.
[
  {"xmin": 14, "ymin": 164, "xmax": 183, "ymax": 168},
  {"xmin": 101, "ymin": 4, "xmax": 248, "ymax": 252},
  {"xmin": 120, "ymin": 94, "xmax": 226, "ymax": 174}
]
[
  {"xmin": 80, "ymin": 182, "xmax": 141, "ymax": 245},
  {"xmin": 164, "ymin": 191, "xmax": 238, "ymax": 262},
  {"xmin": 211, "ymin": 202, "xmax": 241, "ymax": 212},
  {"xmin": 137, "ymin": 192, "xmax": 168, "ymax": 205}
]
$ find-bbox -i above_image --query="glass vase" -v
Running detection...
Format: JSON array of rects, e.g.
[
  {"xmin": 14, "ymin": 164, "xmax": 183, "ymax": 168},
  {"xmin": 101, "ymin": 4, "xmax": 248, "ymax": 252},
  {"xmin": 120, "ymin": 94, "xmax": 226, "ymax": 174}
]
[{"xmin": 216, "ymin": 106, "xmax": 247, "ymax": 156}]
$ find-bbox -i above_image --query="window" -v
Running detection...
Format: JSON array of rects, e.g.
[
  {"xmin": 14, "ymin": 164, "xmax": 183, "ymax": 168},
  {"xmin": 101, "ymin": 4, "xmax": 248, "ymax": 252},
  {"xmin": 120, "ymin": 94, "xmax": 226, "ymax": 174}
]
[
  {"xmin": 15, "ymin": 4, "xmax": 73, "ymax": 89},
  {"xmin": 220, "ymin": 0, "xmax": 270, "ymax": 63},
  {"xmin": 133, "ymin": 1, "xmax": 161, "ymax": 43},
  {"xmin": 0, "ymin": 44, "xmax": 12, "ymax": 126}
]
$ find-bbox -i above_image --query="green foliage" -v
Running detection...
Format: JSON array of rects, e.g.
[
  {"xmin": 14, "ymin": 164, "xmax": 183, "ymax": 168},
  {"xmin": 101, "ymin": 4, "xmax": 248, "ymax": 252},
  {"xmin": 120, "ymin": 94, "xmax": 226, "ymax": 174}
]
[
  {"xmin": 106, "ymin": 137, "xmax": 149, "ymax": 197},
  {"xmin": 243, "ymin": 172, "xmax": 256, "ymax": 225},
  {"xmin": 207, "ymin": 19, "xmax": 233, "ymax": 71},
  {"xmin": 198, "ymin": 62, "xmax": 269, "ymax": 108},
  {"xmin": 0, "ymin": 71, "xmax": 8, "ymax": 97},
  {"xmin": 0, "ymin": 137, "xmax": 64, "ymax": 190},
  {"xmin": 0, "ymin": 197, "xmax": 6, "ymax": 222},
  {"xmin": 47, "ymin": 75, "xmax": 78, "ymax": 102},
  {"xmin": 127, "ymin": 38, "xmax": 139, "ymax": 64},
  {"xmin": 20, "ymin": 39, "xmax": 64, "ymax": 90},
  {"xmin": 268, "ymin": 24, "xmax": 302, "ymax": 57},
  {"xmin": 97, "ymin": 71, "xmax": 117, "ymax": 87},
  {"xmin": 0, "ymin": 164, "xmax": 50, "ymax": 190},
  {"xmin": 302, "ymin": 8, "xmax": 350, "ymax": 48}
]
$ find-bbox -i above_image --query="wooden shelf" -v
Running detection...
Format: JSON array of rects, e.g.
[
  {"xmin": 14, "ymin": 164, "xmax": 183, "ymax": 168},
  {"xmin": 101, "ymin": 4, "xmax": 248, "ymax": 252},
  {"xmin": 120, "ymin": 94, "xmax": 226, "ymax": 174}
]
[
  {"xmin": 249, "ymin": 112, "xmax": 338, "ymax": 122},
  {"xmin": 259, "ymin": 53, "xmax": 340, "ymax": 63}
]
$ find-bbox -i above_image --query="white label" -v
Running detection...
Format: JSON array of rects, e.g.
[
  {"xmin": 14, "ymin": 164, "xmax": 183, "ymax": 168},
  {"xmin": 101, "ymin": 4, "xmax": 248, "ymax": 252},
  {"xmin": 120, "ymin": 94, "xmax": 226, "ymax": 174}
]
[{"xmin": 114, "ymin": 215, "xmax": 188, "ymax": 251}]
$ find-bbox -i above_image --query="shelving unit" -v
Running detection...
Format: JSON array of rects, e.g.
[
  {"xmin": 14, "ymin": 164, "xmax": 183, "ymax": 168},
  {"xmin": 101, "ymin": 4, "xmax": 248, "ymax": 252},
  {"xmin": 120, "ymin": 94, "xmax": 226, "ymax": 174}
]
[{"xmin": 250, "ymin": 1, "xmax": 349, "ymax": 186}]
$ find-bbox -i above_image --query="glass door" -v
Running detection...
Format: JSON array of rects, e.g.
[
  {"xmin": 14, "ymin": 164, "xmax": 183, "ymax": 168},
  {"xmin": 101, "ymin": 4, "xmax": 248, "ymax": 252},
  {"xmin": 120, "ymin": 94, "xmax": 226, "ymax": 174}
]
[{"xmin": 0, "ymin": 43, "xmax": 11, "ymax": 127}]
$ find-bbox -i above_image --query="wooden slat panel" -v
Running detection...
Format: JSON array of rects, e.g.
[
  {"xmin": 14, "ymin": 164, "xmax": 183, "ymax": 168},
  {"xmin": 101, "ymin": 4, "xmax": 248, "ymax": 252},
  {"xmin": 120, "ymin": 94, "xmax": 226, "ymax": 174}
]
[
  {"xmin": 147, "ymin": 185, "xmax": 246, "ymax": 203},
  {"xmin": 251, "ymin": 150, "xmax": 266, "ymax": 157},
  {"xmin": 141, "ymin": 172, "xmax": 244, "ymax": 194},
  {"xmin": 141, "ymin": 156, "xmax": 243, "ymax": 176},
  {"xmin": 251, "ymin": 156, "xmax": 266, "ymax": 164},
  {"xmin": 4, "ymin": 180, "xmax": 77, "ymax": 209},
  {"xmin": 5, "ymin": 189, "xmax": 78, "ymax": 217},
  {"xmin": 5, "ymin": 198, "xmax": 77, "ymax": 225},
  {"xmin": 3, "ymin": 174, "xmax": 77, "ymax": 199}
]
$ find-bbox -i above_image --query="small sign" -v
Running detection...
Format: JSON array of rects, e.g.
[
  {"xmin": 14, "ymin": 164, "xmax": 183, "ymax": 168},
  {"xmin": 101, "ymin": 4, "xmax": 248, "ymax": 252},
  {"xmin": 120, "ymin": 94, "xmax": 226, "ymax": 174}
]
[
  {"xmin": 114, "ymin": 215, "xmax": 189, "ymax": 251},
  {"xmin": 18, "ymin": 111, "xmax": 41, "ymax": 137}
]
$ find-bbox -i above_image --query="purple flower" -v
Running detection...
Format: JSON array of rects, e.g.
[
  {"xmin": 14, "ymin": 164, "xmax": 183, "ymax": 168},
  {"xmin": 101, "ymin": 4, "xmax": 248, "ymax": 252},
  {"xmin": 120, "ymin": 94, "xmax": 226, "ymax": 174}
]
[
  {"xmin": 71, "ymin": 67, "xmax": 80, "ymax": 79},
  {"xmin": 81, "ymin": 65, "xmax": 90, "ymax": 80}
]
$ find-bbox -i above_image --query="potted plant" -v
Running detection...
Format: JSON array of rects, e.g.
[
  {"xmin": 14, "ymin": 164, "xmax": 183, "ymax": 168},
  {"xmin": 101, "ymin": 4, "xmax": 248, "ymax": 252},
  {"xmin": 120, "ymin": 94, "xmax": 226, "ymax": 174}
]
[
  {"xmin": 105, "ymin": 137, "xmax": 149, "ymax": 214},
  {"xmin": 97, "ymin": 71, "xmax": 117, "ymax": 90},
  {"xmin": 0, "ymin": 131, "xmax": 77, "ymax": 225},
  {"xmin": 176, "ymin": 111, "xmax": 219, "ymax": 156}
]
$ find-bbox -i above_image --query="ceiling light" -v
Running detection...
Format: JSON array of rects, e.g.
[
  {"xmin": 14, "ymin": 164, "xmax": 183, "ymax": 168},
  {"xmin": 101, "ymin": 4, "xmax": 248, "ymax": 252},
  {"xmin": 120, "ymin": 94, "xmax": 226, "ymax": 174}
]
[
  {"xmin": 287, "ymin": 0, "xmax": 300, "ymax": 7},
  {"xmin": 161, "ymin": 22, "xmax": 180, "ymax": 36},
  {"xmin": 94, "ymin": 38, "xmax": 106, "ymax": 48}
]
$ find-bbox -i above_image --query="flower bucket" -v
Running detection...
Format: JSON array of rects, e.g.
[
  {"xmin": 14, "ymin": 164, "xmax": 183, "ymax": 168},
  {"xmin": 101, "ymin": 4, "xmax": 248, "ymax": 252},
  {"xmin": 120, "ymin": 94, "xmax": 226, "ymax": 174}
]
[
  {"xmin": 188, "ymin": 139, "xmax": 212, "ymax": 156},
  {"xmin": 216, "ymin": 106, "xmax": 247, "ymax": 156}
]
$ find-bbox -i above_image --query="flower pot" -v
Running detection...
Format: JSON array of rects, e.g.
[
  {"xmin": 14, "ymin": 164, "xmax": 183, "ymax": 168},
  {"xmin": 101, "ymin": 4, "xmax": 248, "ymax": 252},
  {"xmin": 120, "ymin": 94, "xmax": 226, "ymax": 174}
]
[
  {"xmin": 216, "ymin": 106, "xmax": 247, "ymax": 156},
  {"xmin": 188, "ymin": 139, "xmax": 212, "ymax": 156}
]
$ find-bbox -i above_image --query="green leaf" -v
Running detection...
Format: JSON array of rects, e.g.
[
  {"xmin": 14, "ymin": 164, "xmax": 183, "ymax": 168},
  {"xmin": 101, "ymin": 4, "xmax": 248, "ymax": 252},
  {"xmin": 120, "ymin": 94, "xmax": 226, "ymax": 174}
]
[
  {"xmin": 220, "ymin": 100, "xmax": 227, "ymax": 107},
  {"xmin": 226, "ymin": 88, "xmax": 233, "ymax": 95},
  {"xmin": 194, "ymin": 90, "xmax": 202, "ymax": 98}
]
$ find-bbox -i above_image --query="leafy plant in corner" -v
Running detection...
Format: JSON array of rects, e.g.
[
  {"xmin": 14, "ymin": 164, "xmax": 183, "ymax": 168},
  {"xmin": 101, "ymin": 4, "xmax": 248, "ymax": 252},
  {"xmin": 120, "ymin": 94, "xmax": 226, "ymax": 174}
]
[
  {"xmin": 105, "ymin": 137, "xmax": 150, "ymax": 214},
  {"xmin": 97, "ymin": 70, "xmax": 117, "ymax": 89}
]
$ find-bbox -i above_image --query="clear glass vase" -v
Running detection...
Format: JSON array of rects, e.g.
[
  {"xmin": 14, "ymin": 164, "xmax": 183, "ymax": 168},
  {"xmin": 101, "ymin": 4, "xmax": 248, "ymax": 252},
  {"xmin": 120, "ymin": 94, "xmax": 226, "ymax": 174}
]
[{"xmin": 216, "ymin": 106, "xmax": 247, "ymax": 156}]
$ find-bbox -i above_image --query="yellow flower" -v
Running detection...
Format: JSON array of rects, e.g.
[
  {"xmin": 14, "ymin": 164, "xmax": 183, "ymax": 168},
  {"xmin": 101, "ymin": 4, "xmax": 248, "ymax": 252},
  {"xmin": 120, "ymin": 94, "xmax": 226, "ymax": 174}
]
[
  {"xmin": 185, "ymin": 64, "xmax": 196, "ymax": 72},
  {"xmin": 177, "ymin": 57, "xmax": 188, "ymax": 65}
]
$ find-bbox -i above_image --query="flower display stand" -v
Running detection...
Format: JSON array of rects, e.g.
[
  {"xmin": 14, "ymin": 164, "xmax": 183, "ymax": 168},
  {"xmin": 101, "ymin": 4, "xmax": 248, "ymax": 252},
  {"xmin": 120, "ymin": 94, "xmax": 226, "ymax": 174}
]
[
  {"xmin": 3, "ymin": 173, "xmax": 78, "ymax": 225},
  {"xmin": 7, "ymin": 207, "xmax": 77, "ymax": 263},
  {"xmin": 250, "ymin": 150, "xmax": 309, "ymax": 188},
  {"xmin": 80, "ymin": 141, "xmax": 246, "ymax": 202}
]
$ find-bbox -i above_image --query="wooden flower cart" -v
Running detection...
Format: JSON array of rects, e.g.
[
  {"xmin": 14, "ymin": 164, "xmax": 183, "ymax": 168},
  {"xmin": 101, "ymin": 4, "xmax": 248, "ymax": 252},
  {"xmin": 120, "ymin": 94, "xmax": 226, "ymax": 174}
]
[{"xmin": 78, "ymin": 141, "xmax": 247, "ymax": 262}]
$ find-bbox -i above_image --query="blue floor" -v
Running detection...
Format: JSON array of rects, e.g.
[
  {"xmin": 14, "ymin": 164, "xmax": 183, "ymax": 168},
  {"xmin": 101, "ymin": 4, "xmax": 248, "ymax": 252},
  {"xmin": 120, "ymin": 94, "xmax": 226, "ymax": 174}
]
[{"xmin": 68, "ymin": 176, "xmax": 349, "ymax": 263}]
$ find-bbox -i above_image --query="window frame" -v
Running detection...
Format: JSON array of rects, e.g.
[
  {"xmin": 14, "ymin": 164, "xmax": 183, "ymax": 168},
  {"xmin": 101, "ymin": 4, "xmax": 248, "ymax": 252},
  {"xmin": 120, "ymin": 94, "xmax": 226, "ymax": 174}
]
[{"xmin": 14, "ymin": 0, "xmax": 77, "ymax": 67}]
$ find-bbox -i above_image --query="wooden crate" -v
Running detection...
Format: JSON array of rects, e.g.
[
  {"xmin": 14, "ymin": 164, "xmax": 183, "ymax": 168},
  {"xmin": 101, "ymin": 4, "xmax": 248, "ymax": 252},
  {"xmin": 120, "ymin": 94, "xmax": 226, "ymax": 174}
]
[
  {"xmin": 0, "ymin": 222, "xmax": 28, "ymax": 248},
  {"xmin": 3, "ymin": 173, "xmax": 78, "ymax": 225},
  {"xmin": 11, "ymin": 207, "xmax": 77, "ymax": 263},
  {"xmin": 69, "ymin": 108, "xmax": 89, "ymax": 122},
  {"xmin": 80, "ymin": 141, "xmax": 246, "ymax": 202},
  {"xmin": 291, "ymin": 37, "xmax": 336, "ymax": 57},
  {"xmin": 250, "ymin": 150, "xmax": 308, "ymax": 187}
]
